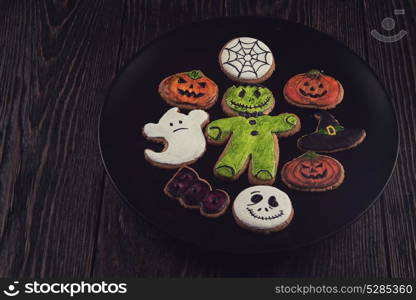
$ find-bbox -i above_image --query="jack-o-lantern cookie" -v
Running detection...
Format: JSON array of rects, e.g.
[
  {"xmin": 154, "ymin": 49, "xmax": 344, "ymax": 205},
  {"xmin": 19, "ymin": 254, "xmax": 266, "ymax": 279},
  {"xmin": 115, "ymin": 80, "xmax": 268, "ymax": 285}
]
[
  {"xmin": 206, "ymin": 85, "xmax": 300, "ymax": 185},
  {"xmin": 283, "ymin": 69, "xmax": 344, "ymax": 109},
  {"xmin": 219, "ymin": 37, "xmax": 275, "ymax": 84},
  {"xmin": 232, "ymin": 186, "xmax": 294, "ymax": 233},
  {"xmin": 143, "ymin": 107, "xmax": 209, "ymax": 168},
  {"xmin": 281, "ymin": 151, "xmax": 345, "ymax": 192},
  {"xmin": 159, "ymin": 70, "xmax": 219, "ymax": 110},
  {"xmin": 297, "ymin": 111, "xmax": 366, "ymax": 153},
  {"xmin": 164, "ymin": 167, "xmax": 230, "ymax": 217}
]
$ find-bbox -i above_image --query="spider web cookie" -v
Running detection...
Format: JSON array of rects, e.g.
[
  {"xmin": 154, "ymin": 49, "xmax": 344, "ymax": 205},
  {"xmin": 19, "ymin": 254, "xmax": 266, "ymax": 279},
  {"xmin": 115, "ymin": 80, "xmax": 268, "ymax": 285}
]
[{"xmin": 219, "ymin": 37, "xmax": 275, "ymax": 83}]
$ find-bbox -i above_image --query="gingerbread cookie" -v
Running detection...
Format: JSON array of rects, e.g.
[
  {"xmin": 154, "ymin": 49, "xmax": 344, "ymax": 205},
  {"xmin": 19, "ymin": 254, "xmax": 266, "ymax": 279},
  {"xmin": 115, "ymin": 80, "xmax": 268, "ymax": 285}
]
[
  {"xmin": 297, "ymin": 111, "xmax": 366, "ymax": 153},
  {"xmin": 164, "ymin": 167, "xmax": 230, "ymax": 217},
  {"xmin": 232, "ymin": 186, "xmax": 294, "ymax": 234},
  {"xmin": 143, "ymin": 107, "xmax": 209, "ymax": 168},
  {"xmin": 159, "ymin": 70, "xmax": 219, "ymax": 110},
  {"xmin": 219, "ymin": 37, "xmax": 275, "ymax": 83},
  {"xmin": 206, "ymin": 85, "xmax": 300, "ymax": 185},
  {"xmin": 281, "ymin": 151, "xmax": 345, "ymax": 192},
  {"xmin": 283, "ymin": 69, "xmax": 344, "ymax": 109}
]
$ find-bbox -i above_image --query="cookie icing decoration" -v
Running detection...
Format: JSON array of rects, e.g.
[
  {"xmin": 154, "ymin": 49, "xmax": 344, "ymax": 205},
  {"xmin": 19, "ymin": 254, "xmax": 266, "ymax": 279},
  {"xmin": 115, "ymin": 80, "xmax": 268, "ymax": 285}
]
[
  {"xmin": 159, "ymin": 70, "xmax": 219, "ymax": 109},
  {"xmin": 164, "ymin": 167, "xmax": 230, "ymax": 217},
  {"xmin": 222, "ymin": 85, "xmax": 275, "ymax": 117},
  {"xmin": 232, "ymin": 185, "xmax": 294, "ymax": 233},
  {"xmin": 143, "ymin": 107, "xmax": 209, "ymax": 168},
  {"xmin": 206, "ymin": 87, "xmax": 300, "ymax": 185},
  {"xmin": 281, "ymin": 152, "xmax": 345, "ymax": 192},
  {"xmin": 297, "ymin": 111, "xmax": 366, "ymax": 153},
  {"xmin": 283, "ymin": 69, "xmax": 344, "ymax": 109},
  {"xmin": 219, "ymin": 37, "xmax": 275, "ymax": 83}
]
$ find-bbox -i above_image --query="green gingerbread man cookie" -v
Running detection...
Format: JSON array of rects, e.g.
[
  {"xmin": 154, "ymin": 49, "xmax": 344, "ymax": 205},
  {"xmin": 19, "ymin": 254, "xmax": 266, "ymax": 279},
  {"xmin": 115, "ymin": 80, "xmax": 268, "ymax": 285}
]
[{"xmin": 206, "ymin": 85, "xmax": 301, "ymax": 185}]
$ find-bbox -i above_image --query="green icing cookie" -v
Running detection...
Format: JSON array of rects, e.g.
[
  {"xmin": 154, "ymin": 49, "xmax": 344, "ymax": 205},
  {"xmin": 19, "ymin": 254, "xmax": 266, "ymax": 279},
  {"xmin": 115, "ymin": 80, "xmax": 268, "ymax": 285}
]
[
  {"xmin": 206, "ymin": 113, "xmax": 299, "ymax": 184},
  {"xmin": 224, "ymin": 85, "xmax": 274, "ymax": 115}
]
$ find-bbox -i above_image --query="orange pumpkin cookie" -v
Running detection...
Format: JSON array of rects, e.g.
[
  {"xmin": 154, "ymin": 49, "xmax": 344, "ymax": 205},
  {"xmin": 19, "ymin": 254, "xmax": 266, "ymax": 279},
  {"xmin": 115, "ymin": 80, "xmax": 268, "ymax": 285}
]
[
  {"xmin": 281, "ymin": 151, "xmax": 345, "ymax": 192},
  {"xmin": 283, "ymin": 69, "xmax": 344, "ymax": 109},
  {"xmin": 159, "ymin": 70, "xmax": 219, "ymax": 110}
]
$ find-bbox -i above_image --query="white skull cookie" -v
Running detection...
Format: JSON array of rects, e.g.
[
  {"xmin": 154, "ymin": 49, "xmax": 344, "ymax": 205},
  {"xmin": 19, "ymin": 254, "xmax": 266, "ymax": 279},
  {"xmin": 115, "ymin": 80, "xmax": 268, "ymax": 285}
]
[{"xmin": 232, "ymin": 186, "xmax": 294, "ymax": 233}]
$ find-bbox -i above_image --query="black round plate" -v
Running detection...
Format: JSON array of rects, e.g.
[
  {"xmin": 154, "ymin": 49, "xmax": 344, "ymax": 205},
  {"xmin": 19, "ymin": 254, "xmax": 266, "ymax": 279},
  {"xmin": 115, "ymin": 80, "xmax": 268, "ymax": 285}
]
[{"xmin": 99, "ymin": 17, "xmax": 398, "ymax": 253}]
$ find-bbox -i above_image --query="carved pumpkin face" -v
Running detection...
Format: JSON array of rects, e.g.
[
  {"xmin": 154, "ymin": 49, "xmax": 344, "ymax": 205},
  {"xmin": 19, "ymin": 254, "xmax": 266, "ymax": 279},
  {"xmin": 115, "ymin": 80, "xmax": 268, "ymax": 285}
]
[
  {"xmin": 284, "ymin": 70, "xmax": 344, "ymax": 109},
  {"xmin": 300, "ymin": 160, "xmax": 327, "ymax": 179},
  {"xmin": 281, "ymin": 152, "xmax": 344, "ymax": 192},
  {"xmin": 161, "ymin": 70, "xmax": 218, "ymax": 109}
]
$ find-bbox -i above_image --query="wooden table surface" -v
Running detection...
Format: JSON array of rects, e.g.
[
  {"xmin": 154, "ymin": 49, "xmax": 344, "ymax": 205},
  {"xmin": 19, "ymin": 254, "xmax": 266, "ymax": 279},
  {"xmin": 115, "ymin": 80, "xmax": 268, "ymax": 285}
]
[{"xmin": 0, "ymin": 0, "xmax": 415, "ymax": 278}]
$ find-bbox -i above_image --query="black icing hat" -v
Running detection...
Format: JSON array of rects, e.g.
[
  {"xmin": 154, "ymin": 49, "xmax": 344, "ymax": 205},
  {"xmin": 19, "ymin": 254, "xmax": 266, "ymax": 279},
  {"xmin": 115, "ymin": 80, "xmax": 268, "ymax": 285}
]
[{"xmin": 297, "ymin": 111, "xmax": 366, "ymax": 153}]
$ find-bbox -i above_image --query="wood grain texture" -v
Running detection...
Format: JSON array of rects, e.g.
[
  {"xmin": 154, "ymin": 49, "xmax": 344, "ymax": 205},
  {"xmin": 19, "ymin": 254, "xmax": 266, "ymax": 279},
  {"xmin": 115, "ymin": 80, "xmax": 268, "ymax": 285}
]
[
  {"xmin": 363, "ymin": 0, "xmax": 416, "ymax": 278},
  {"xmin": 0, "ymin": 0, "xmax": 123, "ymax": 277},
  {"xmin": 0, "ymin": 0, "xmax": 414, "ymax": 278},
  {"xmin": 93, "ymin": 0, "xmax": 399, "ymax": 278}
]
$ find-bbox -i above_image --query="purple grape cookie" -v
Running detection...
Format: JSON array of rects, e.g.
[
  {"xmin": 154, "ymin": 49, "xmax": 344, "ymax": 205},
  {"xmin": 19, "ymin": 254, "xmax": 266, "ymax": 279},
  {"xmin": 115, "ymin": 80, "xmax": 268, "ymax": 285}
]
[{"xmin": 164, "ymin": 167, "xmax": 230, "ymax": 217}]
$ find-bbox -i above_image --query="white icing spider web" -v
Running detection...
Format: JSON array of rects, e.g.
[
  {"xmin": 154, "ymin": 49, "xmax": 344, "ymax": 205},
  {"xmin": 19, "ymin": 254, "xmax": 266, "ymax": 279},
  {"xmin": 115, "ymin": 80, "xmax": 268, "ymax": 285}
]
[{"xmin": 223, "ymin": 39, "xmax": 271, "ymax": 78}]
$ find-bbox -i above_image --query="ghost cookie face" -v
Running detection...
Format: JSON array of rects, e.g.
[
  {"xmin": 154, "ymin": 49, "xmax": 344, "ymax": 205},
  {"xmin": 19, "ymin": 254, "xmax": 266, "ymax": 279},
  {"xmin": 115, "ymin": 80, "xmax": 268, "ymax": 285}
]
[
  {"xmin": 159, "ymin": 70, "xmax": 219, "ymax": 110},
  {"xmin": 232, "ymin": 186, "xmax": 294, "ymax": 233},
  {"xmin": 219, "ymin": 37, "xmax": 275, "ymax": 84},
  {"xmin": 143, "ymin": 107, "xmax": 209, "ymax": 168}
]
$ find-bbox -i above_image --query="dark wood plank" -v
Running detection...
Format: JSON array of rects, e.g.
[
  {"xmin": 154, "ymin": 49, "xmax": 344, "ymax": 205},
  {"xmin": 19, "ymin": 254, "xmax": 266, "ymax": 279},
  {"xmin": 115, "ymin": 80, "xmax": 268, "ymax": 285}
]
[
  {"xmin": 93, "ymin": 0, "xmax": 393, "ymax": 277},
  {"xmin": 0, "ymin": 0, "xmax": 123, "ymax": 277},
  {"xmin": 363, "ymin": 0, "xmax": 416, "ymax": 278}
]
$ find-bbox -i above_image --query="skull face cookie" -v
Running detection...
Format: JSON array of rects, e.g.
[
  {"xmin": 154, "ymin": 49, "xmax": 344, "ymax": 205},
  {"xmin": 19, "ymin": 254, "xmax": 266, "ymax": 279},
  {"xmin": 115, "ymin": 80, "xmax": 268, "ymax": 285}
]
[
  {"xmin": 232, "ymin": 186, "xmax": 294, "ymax": 233},
  {"xmin": 143, "ymin": 107, "xmax": 209, "ymax": 168}
]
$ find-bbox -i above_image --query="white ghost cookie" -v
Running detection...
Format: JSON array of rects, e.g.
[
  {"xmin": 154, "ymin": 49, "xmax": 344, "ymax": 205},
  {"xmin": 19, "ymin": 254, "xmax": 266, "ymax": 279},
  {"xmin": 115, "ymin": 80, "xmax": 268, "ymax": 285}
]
[
  {"xmin": 143, "ymin": 107, "xmax": 209, "ymax": 168},
  {"xmin": 219, "ymin": 37, "xmax": 275, "ymax": 83},
  {"xmin": 232, "ymin": 185, "xmax": 294, "ymax": 233}
]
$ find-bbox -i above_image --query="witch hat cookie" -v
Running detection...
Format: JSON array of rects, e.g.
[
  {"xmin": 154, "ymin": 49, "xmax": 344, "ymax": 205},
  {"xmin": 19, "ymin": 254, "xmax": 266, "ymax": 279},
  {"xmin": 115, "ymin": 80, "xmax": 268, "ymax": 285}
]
[{"xmin": 297, "ymin": 111, "xmax": 366, "ymax": 153}]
